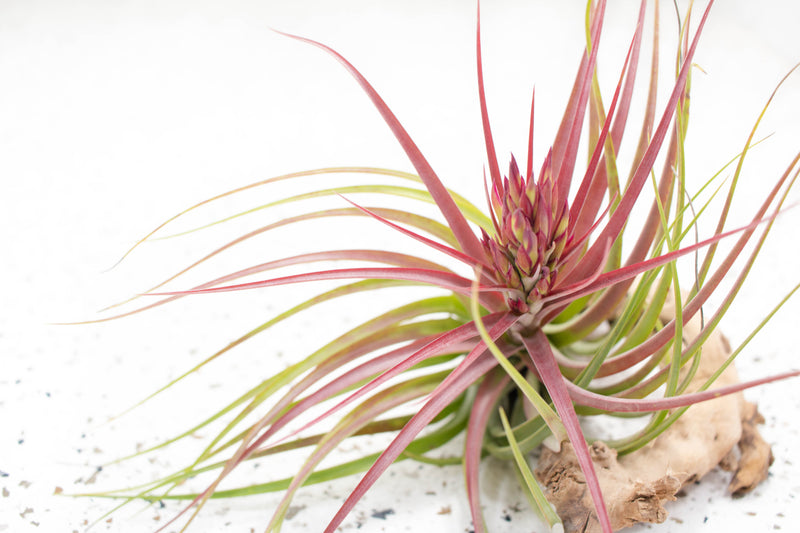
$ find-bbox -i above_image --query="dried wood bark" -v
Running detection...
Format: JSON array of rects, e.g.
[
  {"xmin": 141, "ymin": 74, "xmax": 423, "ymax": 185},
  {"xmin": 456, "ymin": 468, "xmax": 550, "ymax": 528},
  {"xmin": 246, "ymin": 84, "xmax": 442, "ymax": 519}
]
[{"xmin": 535, "ymin": 309, "xmax": 774, "ymax": 532}]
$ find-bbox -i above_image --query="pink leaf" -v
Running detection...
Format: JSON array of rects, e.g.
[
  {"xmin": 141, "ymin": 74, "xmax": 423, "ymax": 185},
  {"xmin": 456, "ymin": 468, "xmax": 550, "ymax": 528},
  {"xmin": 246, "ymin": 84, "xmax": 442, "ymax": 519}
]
[
  {"xmin": 149, "ymin": 266, "xmax": 506, "ymax": 305},
  {"xmin": 465, "ymin": 368, "xmax": 511, "ymax": 533},
  {"xmin": 562, "ymin": 0, "xmax": 715, "ymax": 287},
  {"xmin": 567, "ymin": 370, "xmax": 800, "ymax": 412},
  {"xmin": 323, "ymin": 353, "xmax": 499, "ymax": 533},
  {"xmin": 522, "ymin": 329, "xmax": 613, "ymax": 533},
  {"xmin": 476, "ymin": 2, "xmax": 502, "ymax": 190},
  {"xmin": 276, "ymin": 30, "xmax": 485, "ymax": 262}
]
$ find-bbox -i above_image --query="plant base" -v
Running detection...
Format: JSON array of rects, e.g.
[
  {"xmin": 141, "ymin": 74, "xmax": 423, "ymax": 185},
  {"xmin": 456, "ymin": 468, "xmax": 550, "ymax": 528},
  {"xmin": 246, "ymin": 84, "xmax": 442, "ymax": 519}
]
[{"xmin": 535, "ymin": 320, "xmax": 774, "ymax": 532}]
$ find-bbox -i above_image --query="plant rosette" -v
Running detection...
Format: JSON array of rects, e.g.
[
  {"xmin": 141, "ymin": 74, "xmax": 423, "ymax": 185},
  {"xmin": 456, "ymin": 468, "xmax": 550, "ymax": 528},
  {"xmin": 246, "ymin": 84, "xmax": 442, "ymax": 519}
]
[{"xmin": 74, "ymin": 1, "xmax": 800, "ymax": 532}]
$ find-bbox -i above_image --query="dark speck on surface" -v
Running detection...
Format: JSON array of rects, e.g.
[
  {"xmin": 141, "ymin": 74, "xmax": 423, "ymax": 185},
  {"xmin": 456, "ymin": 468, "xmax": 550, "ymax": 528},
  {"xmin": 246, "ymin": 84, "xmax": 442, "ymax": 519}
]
[{"xmin": 371, "ymin": 508, "xmax": 395, "ymax": 520}]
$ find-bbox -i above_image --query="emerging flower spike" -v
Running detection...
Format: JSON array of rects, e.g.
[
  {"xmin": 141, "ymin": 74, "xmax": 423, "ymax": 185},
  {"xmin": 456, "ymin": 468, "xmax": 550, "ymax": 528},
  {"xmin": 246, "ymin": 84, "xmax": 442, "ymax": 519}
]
[
  {"xmin": 76, "ymin": 2, "xmax": 800, "ymax": 533},
  {"xmin": 483, "ymin": 152, "xmax": 570, "ymax": 317}
]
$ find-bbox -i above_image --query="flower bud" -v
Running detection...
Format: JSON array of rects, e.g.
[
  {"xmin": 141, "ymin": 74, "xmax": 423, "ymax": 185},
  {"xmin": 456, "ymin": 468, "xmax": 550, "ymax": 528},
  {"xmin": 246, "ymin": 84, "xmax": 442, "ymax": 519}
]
[
  {"xmin": 487, "ymin": 238, "xmax": 510, "ymax": 273},
  {"xmin": 508, "ymin": 296, "xmax": 529, "ymax": 314},
  {"xmin": 525, "ymin": 176, "xmax": 537, "ymax": 213},
  {"xmin": 535, "ymin": 268, "xmax": 551, "ymax": 295},
  {"xmin": 552, "ymin": 233, "xmax": 567, "ymax": 263},
  {"xmin": 508, "ymin": 157, "xmax": 524, "ymax": 207},
  {"xmin": 490, "ymin": 183, "xmax": 504, "ymax": 220},
  {"xmin": 555, "ymin": 213, "xmax": 568, "ymax": 238},
  {"xmin": 520, "ymin": 227, "xmax": 539, "ymax": 272},
  {"xmin": 533, "ymin": 196, "xmax": 550, "ymax": 238},
  {"xmin": 510, "ymin": 209, "xmax": 529, "ymax": 244},
  {"xmin": 538, "ymin": 150, "xmax": 553, "ymax": 204},
  {"xmin": 515, "ymin": 244, "xmax": 533, "ymax": 275},
  {"xmin": 505, "ymin": 263, "xmax": 522, "ymax": 290}
]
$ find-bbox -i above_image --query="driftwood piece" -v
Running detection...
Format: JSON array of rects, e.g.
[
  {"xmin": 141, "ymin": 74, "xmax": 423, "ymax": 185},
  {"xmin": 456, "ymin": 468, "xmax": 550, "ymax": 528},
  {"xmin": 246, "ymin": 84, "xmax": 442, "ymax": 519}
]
[{"xmin": 534, "ymin": 311, "xmax": 774, "ymax": 532}]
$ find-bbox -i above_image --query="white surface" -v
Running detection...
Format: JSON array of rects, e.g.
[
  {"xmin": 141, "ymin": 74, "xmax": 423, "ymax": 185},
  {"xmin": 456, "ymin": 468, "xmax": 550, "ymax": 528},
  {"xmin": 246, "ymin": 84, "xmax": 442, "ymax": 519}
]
[{"xmin": 2, "ymin": 1, "xmax": 800, "ymax": 532}]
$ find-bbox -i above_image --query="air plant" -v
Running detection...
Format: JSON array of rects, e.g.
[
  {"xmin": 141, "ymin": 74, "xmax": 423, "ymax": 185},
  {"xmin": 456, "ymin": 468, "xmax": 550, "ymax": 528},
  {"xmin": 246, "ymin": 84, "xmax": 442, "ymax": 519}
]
[{"xmin": 80, "ymin": 1, "xmax": 800, "ymax": 532}]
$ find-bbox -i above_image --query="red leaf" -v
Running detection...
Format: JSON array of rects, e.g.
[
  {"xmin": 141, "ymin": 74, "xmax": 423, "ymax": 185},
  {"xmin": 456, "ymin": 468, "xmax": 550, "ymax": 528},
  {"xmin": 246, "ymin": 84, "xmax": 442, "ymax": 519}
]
[
  {"xmin": 522, "ymin": 329, "xmax": 613, "ymax": 533},
  {"xmin": 322, "ymin": 352, "xmax": 499, "ymax": 533},
  {"xmin": 276, "ymin": 30, "xmax": 485, "ymax": 263},
  {"xmin": 568, "ymin": 370, "xmax": 800, "ymax": 412}
]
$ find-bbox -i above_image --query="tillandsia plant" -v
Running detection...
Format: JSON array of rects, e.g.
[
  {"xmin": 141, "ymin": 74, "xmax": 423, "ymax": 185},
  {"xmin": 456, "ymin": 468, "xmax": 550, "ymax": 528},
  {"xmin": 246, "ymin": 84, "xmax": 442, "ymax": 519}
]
[{"xmin": 77, "ymin": 1, "xmax": 800, "ymax": 532}]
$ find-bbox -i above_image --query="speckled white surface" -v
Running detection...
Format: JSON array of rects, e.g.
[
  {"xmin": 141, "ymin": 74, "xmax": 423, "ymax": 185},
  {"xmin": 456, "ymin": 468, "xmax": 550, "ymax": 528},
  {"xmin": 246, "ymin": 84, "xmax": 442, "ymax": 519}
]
[{"xmin": 2, "ymin": 1, "xmax": 800, "ymax": 532}]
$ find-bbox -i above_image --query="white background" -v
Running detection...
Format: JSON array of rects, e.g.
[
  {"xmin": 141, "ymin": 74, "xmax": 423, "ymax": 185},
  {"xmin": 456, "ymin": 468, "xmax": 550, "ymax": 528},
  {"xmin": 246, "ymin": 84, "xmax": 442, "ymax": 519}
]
[{"xmin": 2, "ymin": 1, "xmax": 800, "ymax": 532}]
